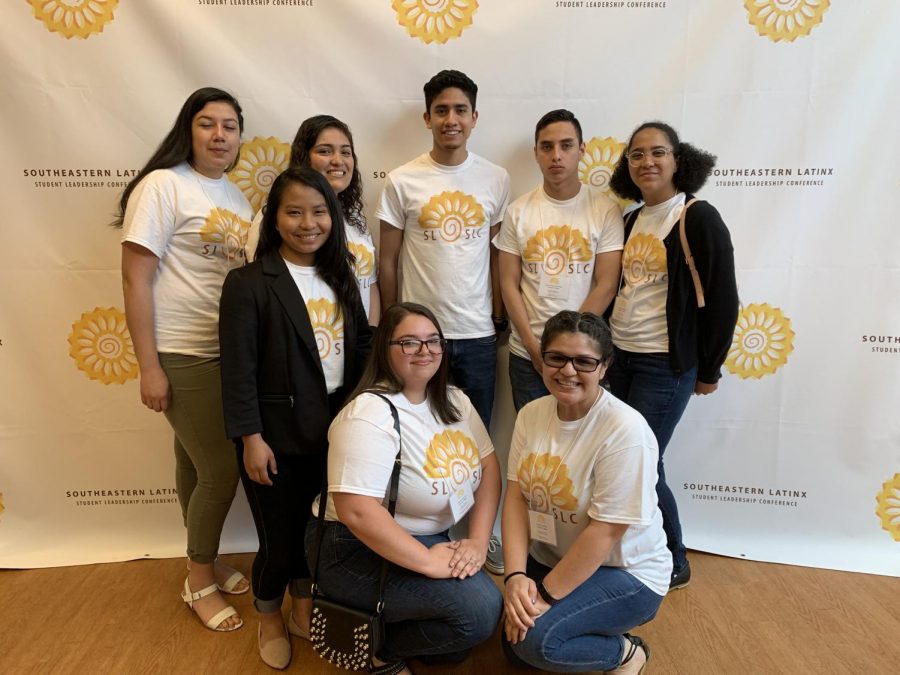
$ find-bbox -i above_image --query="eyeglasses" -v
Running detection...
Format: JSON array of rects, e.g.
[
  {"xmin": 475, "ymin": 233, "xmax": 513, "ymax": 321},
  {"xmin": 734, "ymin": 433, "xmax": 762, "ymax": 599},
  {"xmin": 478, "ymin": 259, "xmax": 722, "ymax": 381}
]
[
  {"xmin": 389, "ymin": 338, "xmax": 447, "ymax": 355},
  {"xmin": 626, "ymin": 148, "xmax": 674, "ymax": 166},
  {"xmin": 541, "ymin": 351, "xmax": 604, "ymax": 372}
]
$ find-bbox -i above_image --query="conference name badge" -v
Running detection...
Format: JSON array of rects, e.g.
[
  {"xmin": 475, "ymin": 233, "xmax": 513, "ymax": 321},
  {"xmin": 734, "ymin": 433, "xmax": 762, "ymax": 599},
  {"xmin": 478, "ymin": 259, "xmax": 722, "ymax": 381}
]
[
  {"xmin": 528, "ymin": 509, "xmax": 557, "ymax": 546},
  {"xmin": 449, "ymin": 480, "xmax": 475, "ymax": 523},
  {"xmin": 539, "ymin": 273, "xmax": 571, "ymax": 301}
]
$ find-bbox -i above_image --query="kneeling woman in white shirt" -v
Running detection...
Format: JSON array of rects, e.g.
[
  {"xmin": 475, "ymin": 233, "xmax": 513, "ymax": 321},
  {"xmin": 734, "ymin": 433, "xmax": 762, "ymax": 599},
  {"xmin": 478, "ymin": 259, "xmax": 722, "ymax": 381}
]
[
  {"xmin": 502, "ymin": 311, "xmax": 671, "ymax": 674},
  {"xmin": 305, "ymin": 302, "xmax": 502, "ymax": 675}
]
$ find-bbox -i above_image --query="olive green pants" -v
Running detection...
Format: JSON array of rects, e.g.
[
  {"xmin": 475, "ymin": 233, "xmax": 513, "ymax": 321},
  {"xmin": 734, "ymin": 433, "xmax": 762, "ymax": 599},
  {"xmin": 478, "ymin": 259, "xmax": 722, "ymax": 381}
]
[{"xmin": 159, "ymin": 353, "xmax": 239, "ymax": 564}]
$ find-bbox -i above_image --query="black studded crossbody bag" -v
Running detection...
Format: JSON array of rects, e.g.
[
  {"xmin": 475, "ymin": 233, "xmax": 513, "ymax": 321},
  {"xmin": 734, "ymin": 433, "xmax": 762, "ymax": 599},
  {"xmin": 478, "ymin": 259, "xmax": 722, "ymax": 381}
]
[{"xmin": 309, "ymin": 392, "xmax": 402, "ymax": 671}]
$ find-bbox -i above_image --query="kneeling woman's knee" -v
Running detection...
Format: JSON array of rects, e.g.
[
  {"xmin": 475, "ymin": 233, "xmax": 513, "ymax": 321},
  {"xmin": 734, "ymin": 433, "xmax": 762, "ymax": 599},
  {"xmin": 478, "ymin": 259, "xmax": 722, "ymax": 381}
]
[{"xmin": 458, "ymin": 577, "xmax": 503, "ymax": 643}]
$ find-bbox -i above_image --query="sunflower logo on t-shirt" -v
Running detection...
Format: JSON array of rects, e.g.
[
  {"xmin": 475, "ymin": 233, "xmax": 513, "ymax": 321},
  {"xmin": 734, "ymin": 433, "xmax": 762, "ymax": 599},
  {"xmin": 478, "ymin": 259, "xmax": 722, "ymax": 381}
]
[
  {"xmin": 199, "ymin": 208, "xmax": 251, "ymax": 260},
  {"xmin": 622, "ymin": 233, "xmax": 667, "ymax": 286},
  {"xmin": 347, "ymin": 241, "xmax": 375, "ymax": 280},
  {"xmin": 518, "ymin": 453, "xmax": 578, "ymax": 513},
  {"xmin": 305, "ymin": 299, "xmax": 344, "ymax": 359},
  {"xmin": 522, "ymin": 225, "xmax": 593, "ymax": 276},
  {"xmin": 419, "ymin": 191, "xmax": 485, "ymax": 243},
  {"xmin": 424, "ymin": 430, "xmax": 480, "ymax": 486}
]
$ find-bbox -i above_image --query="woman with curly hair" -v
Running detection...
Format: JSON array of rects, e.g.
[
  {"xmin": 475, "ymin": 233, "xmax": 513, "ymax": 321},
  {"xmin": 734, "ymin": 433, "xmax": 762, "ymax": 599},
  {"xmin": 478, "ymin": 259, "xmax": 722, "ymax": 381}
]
[{"xmin": 607, "ymin": 121, "xmax": 739, "ymax": 591}]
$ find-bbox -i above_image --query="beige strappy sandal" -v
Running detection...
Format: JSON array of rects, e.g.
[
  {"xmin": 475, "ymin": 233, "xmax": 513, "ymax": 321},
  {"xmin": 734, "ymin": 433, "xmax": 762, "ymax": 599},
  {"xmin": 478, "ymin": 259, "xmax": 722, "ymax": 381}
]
[{"xmin": 181, "ymin": 578, "xmax": 243, "ymax": 632}]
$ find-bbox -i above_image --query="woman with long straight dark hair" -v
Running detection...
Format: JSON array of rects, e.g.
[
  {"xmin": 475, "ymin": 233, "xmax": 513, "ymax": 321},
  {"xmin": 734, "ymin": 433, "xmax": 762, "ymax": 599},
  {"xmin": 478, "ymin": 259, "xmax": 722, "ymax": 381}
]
[
  {"xmin": 118, "ymin": 87, "xmax": 253, "ymax": 632},
  {"xmin": 220, "ymin": 167, "xmax": 372, "ymax": 669},
  {"xmin": 607, "ymin": 121, "xmax": 739, "ymax": 590}
]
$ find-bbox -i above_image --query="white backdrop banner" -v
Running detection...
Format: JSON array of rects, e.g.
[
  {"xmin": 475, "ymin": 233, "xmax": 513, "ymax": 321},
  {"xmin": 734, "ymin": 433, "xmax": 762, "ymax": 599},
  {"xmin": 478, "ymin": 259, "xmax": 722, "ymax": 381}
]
[{"xmin": 1, "ymin": 0, "xmax": 898, "ymax": 575}]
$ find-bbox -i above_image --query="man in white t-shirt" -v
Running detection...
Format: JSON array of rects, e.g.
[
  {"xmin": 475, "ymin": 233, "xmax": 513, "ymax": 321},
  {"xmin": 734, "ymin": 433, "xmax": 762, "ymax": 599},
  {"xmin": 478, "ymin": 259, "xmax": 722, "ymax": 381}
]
[
  {"xmin": 377, "ymin": 70, "xmax": 511, "ymax": 432},
  {"xmin": 495, "ymin": 109, "xmax": 624, "ymax": 411}
]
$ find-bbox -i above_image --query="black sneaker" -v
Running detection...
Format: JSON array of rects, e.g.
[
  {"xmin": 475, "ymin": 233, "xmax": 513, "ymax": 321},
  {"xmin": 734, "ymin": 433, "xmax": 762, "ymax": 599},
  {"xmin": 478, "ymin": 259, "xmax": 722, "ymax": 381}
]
[
  {"xmin": 484, "ymin": 535, "xmax": 504, "ymax": 575},
  {"xmin": 669, "ymin": 561, "xmax": 691, "ymax": 590}
]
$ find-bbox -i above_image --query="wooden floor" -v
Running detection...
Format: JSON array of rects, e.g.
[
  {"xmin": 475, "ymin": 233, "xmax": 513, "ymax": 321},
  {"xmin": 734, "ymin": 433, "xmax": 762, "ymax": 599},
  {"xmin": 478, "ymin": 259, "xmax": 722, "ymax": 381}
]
[{"xmin": 1, "ymin": 551, "xmax": 897, "ymax": 674}]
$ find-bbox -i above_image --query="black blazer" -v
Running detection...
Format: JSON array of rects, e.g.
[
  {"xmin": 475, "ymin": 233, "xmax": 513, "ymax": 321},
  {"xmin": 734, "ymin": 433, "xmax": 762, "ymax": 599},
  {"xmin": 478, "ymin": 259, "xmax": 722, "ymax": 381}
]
[{"xmin": 219, "ymin": 250, "xmax": 372, "ymax": 456}]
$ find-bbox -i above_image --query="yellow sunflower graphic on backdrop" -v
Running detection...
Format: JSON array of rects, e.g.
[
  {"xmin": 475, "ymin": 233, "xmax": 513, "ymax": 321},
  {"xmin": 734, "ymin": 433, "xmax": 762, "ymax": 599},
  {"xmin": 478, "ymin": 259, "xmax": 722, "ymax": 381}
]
[
  {"xmin": 725, "ymin": 303, "xmax": 795, "ymax": 379},
  {"xmin": 517, "ymin": 453, "xmax": 578, "ymax": 513},
  {"xmin": 875, "ymin": 474, "xmax": 900, "ymax": 542},
  {"xmin": 579, "ymin": 136, "xmax": 631, "ymax": 210},
  {"xmin": 419, "ymin": 191, "xmax": 484, "ymax": 243},
  {"xmin": 522, "ymin": 226, "xmax": 593, "ymax": 276},
  {"xmin": 424, "ymin": 430, "xmax": 480, "ymax": 486},
  {"xmin": 348, "ymin": 242, "xmax": 375, "ymax": 279},
  {"xmin": 68, "ymin": 307, "xmax": 138, "ymax": 385},
  {"xmin": 199, "ymin": 208, "xmax": 251, "ymax": 259},
  {"xmin": 306, "ymin": 298, "xmax": 343, "ymax": 359},
  {"xmin": 28, "ymin": 0, "xmax": 118, "ymax": 39},
  {"xmin": 622, "ymin": 233, "xmax": 667, "ymax": 286},
  {"xmin": 392, "ymin": 0, "xmax": 478, "ymax": 45},
  {"xmin": 228, "ymin": 136, "xmax": 290, "ymax": 213},
  {"xmin": 744, "ymin": 0, "xmax": 830, "ymax": 43}
]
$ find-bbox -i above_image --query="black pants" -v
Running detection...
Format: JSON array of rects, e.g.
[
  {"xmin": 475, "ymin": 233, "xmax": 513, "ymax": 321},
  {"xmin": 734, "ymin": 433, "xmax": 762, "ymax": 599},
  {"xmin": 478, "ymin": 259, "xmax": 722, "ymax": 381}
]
[{"xmin": 238, "ymin": 447, "xmax": 325, "ymax": 612}]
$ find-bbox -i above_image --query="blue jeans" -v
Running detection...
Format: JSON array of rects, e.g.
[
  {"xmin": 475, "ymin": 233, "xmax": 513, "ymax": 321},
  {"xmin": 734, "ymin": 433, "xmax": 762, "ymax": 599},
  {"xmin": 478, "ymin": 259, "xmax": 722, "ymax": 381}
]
[
  {"xmin": 446, "ymin": 335, "xmax": 497, "ymax": 429},
  {"xmin": 503, "ymin": 556, "xmax": 664, "ymax": 672},
  {"xmin": 508, "ymin": 353, "xmax": 549, "ymax": 412},
  {"xmin": 305, "ymin": 520, "xmax": 502, "ymax": 663},
  {"xmin": 606, "ymin": 348, "xmax": 696, "ymax": 572}
]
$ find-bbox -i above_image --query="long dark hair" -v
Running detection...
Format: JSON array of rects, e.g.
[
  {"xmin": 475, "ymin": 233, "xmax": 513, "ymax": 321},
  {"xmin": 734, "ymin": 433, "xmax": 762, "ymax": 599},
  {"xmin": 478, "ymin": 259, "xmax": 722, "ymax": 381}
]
[
  {"xmin": 349, "ymin": 303, "xmax": 461, "ymax": 425},
  {"xmin": 113, "ymin": 87, "xmax": 243, "ymax": 227},
  {"xmin": 289, "ymin": 115, "xmax": 366, "ymax": 235},
  {"xmin": 609, "ymin": 121, "xmax": 716, "ymax": 203},
  {"xmin": 256, "ymin": 167, "xmax": 360, "ymax": 321}
]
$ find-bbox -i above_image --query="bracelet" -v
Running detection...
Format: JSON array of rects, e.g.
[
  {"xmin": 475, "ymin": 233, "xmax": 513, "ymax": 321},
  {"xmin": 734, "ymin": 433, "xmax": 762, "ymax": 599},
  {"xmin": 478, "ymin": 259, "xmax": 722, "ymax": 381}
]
[
  {"xmin": 537, "ymin": 579, "xmax": 559, "ymax": 606},
  {"xmin": 503, "ymin": 571, "xmax": 527, "ymax": 584},
  {"xmin": 492, "ymin": 316, "xmax": 509, "ymax": 332}
]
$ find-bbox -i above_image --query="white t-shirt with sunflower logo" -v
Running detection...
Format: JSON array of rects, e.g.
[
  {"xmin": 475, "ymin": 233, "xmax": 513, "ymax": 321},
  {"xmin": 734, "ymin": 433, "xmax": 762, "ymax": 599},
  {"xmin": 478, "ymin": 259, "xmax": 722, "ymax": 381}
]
[
  {"xmin": 508, "ymin": 392, "xmax": 671, "ymax": 596},
  {"xmin": 121, "ymin": 162, "xmax": 252, "ymax": 357},
  {"xmin": 344, "ymin": 223, "xmax": 377, "ymax": 318},
  {"xmin": 283, "ymin": 259, "xmax": 345, "ymax": 394},
  {"xmin": 319, "ymin": 388, "xmax": 494, "ymax": 534},
  {"xmin": 610, "ymin": 192, "xmax": 686, "ymax": 352},
  {"xmin": 376, "ymin": 152, "xmax": 511, "ymax": 339},
  {"xmin": 493, "ymin": 184, "xmax": 624, "ymax": 359}
]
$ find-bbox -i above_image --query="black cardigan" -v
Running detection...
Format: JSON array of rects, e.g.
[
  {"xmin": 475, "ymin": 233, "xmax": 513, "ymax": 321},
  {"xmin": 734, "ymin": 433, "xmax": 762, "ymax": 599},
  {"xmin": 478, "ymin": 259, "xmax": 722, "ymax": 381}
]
[
  {"xmin": 621, "ymin": 195, "xmax": 739, "ymax": 384},
  {"xmin": 218, "ymin": 250, "xmax": 372, "ymax": 456}
]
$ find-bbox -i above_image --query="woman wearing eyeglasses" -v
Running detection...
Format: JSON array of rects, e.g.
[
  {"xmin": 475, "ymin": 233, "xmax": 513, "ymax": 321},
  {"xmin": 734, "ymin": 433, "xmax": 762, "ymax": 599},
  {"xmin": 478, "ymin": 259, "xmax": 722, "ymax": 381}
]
[
  {"xmin": 607, "ymin": 122, "xmax": 739, "ymax": 591},
  {"xmin": 501, "ymin": 311, "xmax": 669, "ymax": 674},
  {"xmin": 305, "ymin": 302, "xmax": 502, "ymax": 675}
]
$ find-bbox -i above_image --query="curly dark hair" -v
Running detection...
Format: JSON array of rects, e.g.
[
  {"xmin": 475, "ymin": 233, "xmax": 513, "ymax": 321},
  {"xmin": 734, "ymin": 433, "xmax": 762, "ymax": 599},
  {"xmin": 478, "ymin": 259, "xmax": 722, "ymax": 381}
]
[
  {"xmin": 288, "ymin": 115, "xmax": 367, "ymax": 235},
  {"xmin": 609, "ymin": 121, "xmax": 716, "ymax": 203}
]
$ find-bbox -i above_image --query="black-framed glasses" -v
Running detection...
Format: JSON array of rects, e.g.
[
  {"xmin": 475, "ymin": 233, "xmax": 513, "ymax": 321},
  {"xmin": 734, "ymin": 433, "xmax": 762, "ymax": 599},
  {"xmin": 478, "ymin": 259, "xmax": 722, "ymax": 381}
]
[
  {"xmin": 626, "ymin": 147, "xmax": 674, "ymax": 166},
  {"xmin": 541, "ymin": 351, "xmax": 603, "ymax": 372},
  {"xmin": 389, "ymin": 338, "xmax": 447, "ymax": 355}
]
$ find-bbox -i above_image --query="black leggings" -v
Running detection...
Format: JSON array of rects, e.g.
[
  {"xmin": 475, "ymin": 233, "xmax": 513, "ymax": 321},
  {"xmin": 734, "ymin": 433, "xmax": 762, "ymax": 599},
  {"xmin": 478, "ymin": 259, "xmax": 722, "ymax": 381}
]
[{"xmin": 238, "ymin": 448, "xmax": 325, "ymax": 613}]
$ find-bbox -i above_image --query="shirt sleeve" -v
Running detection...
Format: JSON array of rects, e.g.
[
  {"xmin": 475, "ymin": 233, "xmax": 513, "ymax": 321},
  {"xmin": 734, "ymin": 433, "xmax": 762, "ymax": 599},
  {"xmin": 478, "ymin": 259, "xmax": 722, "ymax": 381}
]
[
  {"xmin": 594, "ymin": 197, "xmax": 625, "ymax": 254},
  {"xmin": 457, "ymin": 389, "xmax": 494, "ymax": 460},
  {"xmin": 492, "ymin": 201, "xmax": 521, "ymax": 255},
  {"xmin": 327, "ymin": 395, "xmax": 399, "ymax": 499},
  {"xmin": 587, "ymin": 440, "xmax": 657, "ymax": 527},
  {"xmin": 492, "ymin": 170, "xmax": 512, "ymax": 226},
  {"xmin": 374, "ymin": 174, "xmax": 406, "ymax": 230},
  {"xmin": 506, "ymin": 405, "xmax": 530, "ymax": 483},
  {"xmin": 120, "ymin": 172, "xmax": 177, "ymax": 258}
]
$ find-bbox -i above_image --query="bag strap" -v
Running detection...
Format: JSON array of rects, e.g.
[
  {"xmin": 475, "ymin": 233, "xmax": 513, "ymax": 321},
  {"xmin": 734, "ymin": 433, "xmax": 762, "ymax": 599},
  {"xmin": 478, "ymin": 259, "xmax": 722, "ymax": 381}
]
[
  {"xmin": 678, "ymin": 198, "xmax": 705, "ymax": 308},
  {"xmin": 311, "ymin": 391, "xmax": 402, "ymax": 615}
]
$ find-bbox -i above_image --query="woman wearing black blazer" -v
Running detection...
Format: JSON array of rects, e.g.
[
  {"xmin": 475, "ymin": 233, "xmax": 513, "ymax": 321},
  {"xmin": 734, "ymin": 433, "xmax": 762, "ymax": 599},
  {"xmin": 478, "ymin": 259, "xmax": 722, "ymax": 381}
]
[{"xmin": 220, "ymin": 167, "xmax": 372, "ymax": 669}]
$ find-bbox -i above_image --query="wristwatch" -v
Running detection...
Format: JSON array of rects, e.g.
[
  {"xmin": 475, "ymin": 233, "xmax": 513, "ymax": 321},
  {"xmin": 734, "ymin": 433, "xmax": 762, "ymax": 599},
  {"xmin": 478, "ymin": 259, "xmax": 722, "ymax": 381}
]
[{"xmin": 492, "ymin": 315, "xmax": 509, "ymax": 332}]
